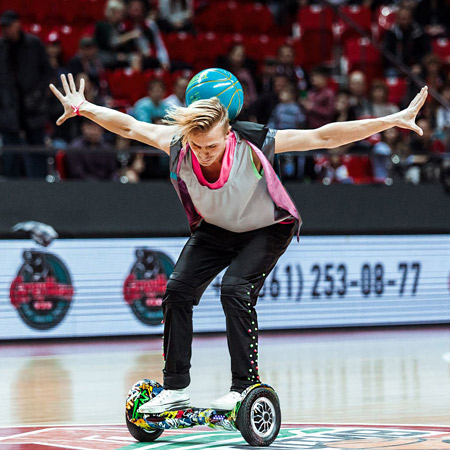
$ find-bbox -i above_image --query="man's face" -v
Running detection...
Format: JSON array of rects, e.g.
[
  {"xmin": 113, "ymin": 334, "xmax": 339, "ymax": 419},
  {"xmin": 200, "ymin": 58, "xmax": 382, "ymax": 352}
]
[
  {"xmin": 148, "ymin": 82, "xmax": 165, "ymax": 103},
  {"xmin": 2, "ymin": 20, "xmax": 21, "ymax": 41},
  {"xmin": 397, "ymin": 9, "xmax": 412, "ymax": 29},
  {"xmin": 278, "ymin": 46, "xmax": 294, "ymax": 65},
  {"xmin": 187, "ymin": 122, "xmax": 230, "ymax": 167},
  {"xmin": 174, "ymin": 78, "xmax": 189, "ymax": 101}
]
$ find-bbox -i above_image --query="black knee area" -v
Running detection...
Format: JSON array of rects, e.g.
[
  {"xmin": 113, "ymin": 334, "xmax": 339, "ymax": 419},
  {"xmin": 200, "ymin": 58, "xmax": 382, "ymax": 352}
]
[
  {"xmin": 221, "ymin": 275, "xmax": 256, "ymax": 316},
  {"xmin": 163, "ymin": 276, "xmax": 196, "ymax": 311}
]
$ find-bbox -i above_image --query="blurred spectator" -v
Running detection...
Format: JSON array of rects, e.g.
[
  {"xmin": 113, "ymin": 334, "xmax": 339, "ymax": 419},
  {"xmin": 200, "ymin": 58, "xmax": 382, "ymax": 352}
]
[
  {"xmin": 348, "ymin": 71, "xmax": 371, "ymax": 118},
  {"xmin": 334, "ymin": 89, "xmax": 357, "ymax": 122},
  {"xmin": 235, "ymin": 79, "xmax": 254, "ymax": 122},
  {"xmin": 410, "ymin": 118, "xmax": 445, "ymax": 155},
  {"xmin": 314, "ymin": 148, "xmax": 353, "ymax": 184},
  {"xmin": 371, "ymin": 128, "xmax": 398, "ymax": 181},
  {"xmin": 275, "ymin": 43, "xmax": 308, "ymax": 92},
  {"xmin": 119, "ymin": 0, "xmax": 170, "ymax": 71},
  {"xmin": 45, "ymin": 32, "xmax": 65, "ymax": 77},
  {"xmin": 164, "ymin": 75, "xmax": 190, "ymax": 108},
  {"xmin": 133, "ymin": 78, "xmax": 169, "ymax": 123},
  {"xmin": 67, "ymin": 37, "xmax": 109, "ymax": 99},
  {"xmin": 435, "ymin": 83, "xmax": 450, "ymax": 150},
  {"xmin": 95, "ymin": 0, "xmax": 138, "ymax": 69},
  {"xmin": 156, "ymin": 0, "xmax": 195, "ymax": 34},
  {"xmin": 65, "ymin": 120, "xmax": 119, "ymax": 180},
  {"xmin": 0, "ymin": 10, "xmax": 52, "ymax": 178},
  {"xmin": 257, "ymin": 57, "xmax": 278, "ymax": 95},
  {"xmin": 382, "ymin": 5, "xmax": 431, "ymax": 76},
  {"xmin": 301, "ymin": 67, "xmax": 335, "ymax": 129},
  {"xmin": 268, "ymin": 83, "xmax": 306, "ymax": 180},
  {"xmin": 414, "ymin": 0, "xmax": 450, "ymax": 38},
  {"xmin": 217, "ymin": 43, "xmax": 258, "ymax": 104},
  {"xmin": 418, "ymin": 53, "xmax": 446, "ymax": 94},
  {"xmin": 45, "ymin": 32, "xmax": 75, "ymax": 149},
  {"xmin": 268, "ymin": 83, "xmax": 305, "ymax": 130},
  {"xmin": 248, "ymin": 74, "xmax": 290, "ymax": 124},
  {"xmin": 367, "ymin": 79, "xmax": 399, "ymax": 117},
  {"xmin": 405, "ymin": 117, "xmax": 445, "ymax": 183}
]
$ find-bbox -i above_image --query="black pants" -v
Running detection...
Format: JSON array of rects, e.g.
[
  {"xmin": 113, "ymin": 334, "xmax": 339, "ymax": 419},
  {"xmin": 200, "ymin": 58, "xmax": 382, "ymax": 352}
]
[{"xmin": 162, "ymin": 220, "xmax": 296, "ymax": 392}]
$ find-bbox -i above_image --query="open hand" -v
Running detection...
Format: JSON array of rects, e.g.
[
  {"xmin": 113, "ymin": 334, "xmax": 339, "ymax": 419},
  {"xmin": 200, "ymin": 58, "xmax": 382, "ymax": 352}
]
[
  {"xmin": 396, "ymin": 86, "xmax": 428, "ymax": 135},
  {"xmin": 49, "ymin": 73, "xmax": 86, "ymax": 126}
]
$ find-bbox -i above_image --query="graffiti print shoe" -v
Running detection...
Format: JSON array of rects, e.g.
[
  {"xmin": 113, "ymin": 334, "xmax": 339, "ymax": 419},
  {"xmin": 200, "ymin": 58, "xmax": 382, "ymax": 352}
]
[
  {"xmin": 138, "ymin": 388, "xmax": 190, "ymax": 414},
  {"xmin": 210, "ymin": 391, "xmax": 242, "ymax": 410}
]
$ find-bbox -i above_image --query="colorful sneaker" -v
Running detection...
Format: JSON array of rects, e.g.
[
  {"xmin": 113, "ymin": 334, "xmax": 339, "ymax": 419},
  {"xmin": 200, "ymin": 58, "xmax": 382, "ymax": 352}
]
[
  {"xmin": 210, "ymin": 391, "xmax": 242, "ymax": 410},
  {"xmin": 138, "ymin": 388, "xmax": 190, "ymax": 414}
]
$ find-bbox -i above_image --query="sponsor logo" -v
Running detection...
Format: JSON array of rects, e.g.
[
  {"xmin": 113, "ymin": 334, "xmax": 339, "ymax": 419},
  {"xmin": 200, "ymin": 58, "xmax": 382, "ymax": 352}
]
[
  {"xmin": 123, "ymin": 248, "xmax": 174, "ymax": 326},
  {"xmin": 10, "ymin": 250, "xmax": 74, "ymax": 330}
]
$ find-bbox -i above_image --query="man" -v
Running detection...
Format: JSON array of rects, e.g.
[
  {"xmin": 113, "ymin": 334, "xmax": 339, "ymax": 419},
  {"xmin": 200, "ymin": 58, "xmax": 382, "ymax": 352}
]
[
  {"xmin": 50, "ymin": 73, "xmax": 427, "ymax": 413},
  {"xmin": 65, "ymin": 120, "xmax": 119, "ymax": 180},
  {"xmin": 0, "ymin": 10, "xmax": 52, "ymax": 177}
]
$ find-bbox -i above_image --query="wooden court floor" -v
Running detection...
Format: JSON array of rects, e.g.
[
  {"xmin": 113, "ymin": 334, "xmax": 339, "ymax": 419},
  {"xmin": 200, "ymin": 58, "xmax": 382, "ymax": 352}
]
[{"xmin": 0, "ymin": 325, "xmax": 449, "ymax": 449}]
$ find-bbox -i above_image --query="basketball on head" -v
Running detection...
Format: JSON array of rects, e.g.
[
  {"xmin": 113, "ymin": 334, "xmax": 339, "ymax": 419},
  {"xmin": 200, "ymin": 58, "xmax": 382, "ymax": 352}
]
[{"xmin": 185, "ymin": 68, "xmax": 244, "ymax": 121}]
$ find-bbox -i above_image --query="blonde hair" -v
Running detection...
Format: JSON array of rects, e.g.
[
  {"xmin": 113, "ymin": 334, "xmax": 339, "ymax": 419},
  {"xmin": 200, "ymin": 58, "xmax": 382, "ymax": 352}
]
[{"xmin": 164, "ymin": 97, "xmax": 229, "ymax": 148}]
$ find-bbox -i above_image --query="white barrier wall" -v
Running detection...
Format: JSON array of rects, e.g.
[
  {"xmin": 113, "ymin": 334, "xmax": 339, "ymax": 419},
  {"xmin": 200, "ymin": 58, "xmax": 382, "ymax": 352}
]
[{"xmin": 1, "ymin": 235, "xmax": 449, "ymax": 340}]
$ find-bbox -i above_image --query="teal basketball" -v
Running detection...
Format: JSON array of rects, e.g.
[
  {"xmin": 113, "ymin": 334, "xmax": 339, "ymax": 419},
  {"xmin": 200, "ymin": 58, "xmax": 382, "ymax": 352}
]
[{"xmin": 185, "ymin": 68, "xmax": 244, "ymax": 120}]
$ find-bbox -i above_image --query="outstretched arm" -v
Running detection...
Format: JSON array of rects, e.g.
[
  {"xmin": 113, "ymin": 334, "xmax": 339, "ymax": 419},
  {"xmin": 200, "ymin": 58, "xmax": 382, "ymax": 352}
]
[
  {"xmin": 49, "ymin": 74, "xmax": 177, "ymax": 154},
  {"xmin": 275, "ymin": 86, "xmax": 428, "ymax": 153}
]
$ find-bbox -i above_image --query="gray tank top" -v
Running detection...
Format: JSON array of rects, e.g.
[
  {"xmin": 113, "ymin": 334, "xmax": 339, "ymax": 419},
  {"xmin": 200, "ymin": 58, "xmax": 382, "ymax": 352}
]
[{"xmin": 179, "ymin": 133, "xmax": 281, "ymax": 232}]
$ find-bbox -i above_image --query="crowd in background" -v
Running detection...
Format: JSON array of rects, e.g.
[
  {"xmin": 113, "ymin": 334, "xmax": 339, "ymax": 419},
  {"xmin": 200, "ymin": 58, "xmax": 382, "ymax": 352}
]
[{"xmin": 0, "ymin": 0, "xmax": 449, "ymax": 186}]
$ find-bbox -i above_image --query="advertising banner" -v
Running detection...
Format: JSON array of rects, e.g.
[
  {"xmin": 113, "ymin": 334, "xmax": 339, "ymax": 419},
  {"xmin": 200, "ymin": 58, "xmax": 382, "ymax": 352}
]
[{"xmin": 1, "ymin": 235, "xmax": 449, "ymax": 340}]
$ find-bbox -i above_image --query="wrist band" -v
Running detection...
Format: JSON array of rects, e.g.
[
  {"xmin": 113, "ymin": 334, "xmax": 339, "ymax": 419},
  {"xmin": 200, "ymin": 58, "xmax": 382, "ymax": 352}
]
[{"xmin": 71, "ymin": 100, "xmax": 85, "ymax": 116}]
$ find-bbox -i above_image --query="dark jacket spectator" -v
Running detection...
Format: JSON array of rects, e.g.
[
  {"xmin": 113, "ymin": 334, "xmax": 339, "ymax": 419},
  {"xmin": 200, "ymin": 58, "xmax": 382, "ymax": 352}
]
[
  {"xmin": 0, "ymin": 10, "xmax": 52, "ymax": 177},
  {"xmin": 95, "ymin": 0, "xmax": 132, "ymax": 69},
  {"xmin": 118, "ymin": 0, "xmax": 170, "ymax": 71},
  {"xmin": 414, "ymin": 0, "xmax": 450, "ymax": 38},
  {"xmin": 65, "ymin": 121, "xmax": 119, "ymax": 180},
  {"xmin": 67, "ymin": 37, "xmax": 109, "ymax": 98},
  {"xmin": 382, "ymin": 6, "xmax": 431, "ymax": 75}
]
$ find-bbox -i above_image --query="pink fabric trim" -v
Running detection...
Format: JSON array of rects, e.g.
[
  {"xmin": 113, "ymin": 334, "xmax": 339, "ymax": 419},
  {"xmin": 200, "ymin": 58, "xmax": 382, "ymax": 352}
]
[{"xmin": 190, "ymin": 131, "xmax": 236, "ymax": 189}]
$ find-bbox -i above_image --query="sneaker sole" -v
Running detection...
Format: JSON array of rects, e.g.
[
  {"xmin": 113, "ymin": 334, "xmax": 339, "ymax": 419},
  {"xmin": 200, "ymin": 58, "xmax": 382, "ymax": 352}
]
[{"xmin": 139, "ymin": 400, "xmax": 191, "ymax": 415}]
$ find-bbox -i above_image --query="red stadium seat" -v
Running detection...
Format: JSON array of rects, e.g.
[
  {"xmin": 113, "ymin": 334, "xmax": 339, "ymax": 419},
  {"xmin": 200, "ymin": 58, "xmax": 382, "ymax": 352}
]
[
  {"xmin": 164, "ymin": 32, "xmax": 196, "ymax": 65},
  {"xmin": 243, "ymin": 34, "xmax": 284, "ymax": 63},
  {"xmin": 344, "ymin": 37, "xmax": 382, "ymax": 83},
  {"xmin": 75, "ymin": 0, "xmax": 106, "ymax": 25},
  {"xmin": 432, "ymin": 38, "xmax": 450, "ymax": 65},
  {"xmin": 23, "ymin": 0, "xmax": 60, "ymax": 25},
  {"xmin": 195, "ymin": 32, "xmax": 223, "ymax": 68},
  {"xmin": 0, "ymin": 0, "xmax": 26, "ymax": 17},
  {"xmin": 194, "ymin": 4, "xmax": 221, "ymax": 32},
  {"xmin": 241, "ymin": 3, "xmax": 275, "ymax": 34},
  {"xmin": 334, "ymin": 5, "xmax": 372, "ymax": 44},
  {"xmin": 297, "ymin": 5, "xmax": 334, "ymax": 31},
  {"xmin": 343, "ymin": 155, "xmax": 374, "ymax": 184},
  {"xmin": 58, "ymin": 0, "xmax": 81, "ymax": 25},
  {"xmin": 55, "ymin": 151, "xmax": 68, "ymax": 180},
  {"xmin": 58, "ymin": 25, "xmax": 85, "ymax": 63},
  {"xmin": 107, "ymin": 68, "xmax": 148, "ymax": 107},
  {"xmin": 384, "ymin": 77, "xmax": 407, "ymax": 106},
  {"xmin": 297, "ymin": 5, "xmax": 334, "ymax": 69},
  {"xmin": 215, "ymin": 1, "xmax": 245, "ymax": 34}
]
